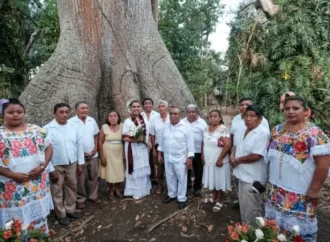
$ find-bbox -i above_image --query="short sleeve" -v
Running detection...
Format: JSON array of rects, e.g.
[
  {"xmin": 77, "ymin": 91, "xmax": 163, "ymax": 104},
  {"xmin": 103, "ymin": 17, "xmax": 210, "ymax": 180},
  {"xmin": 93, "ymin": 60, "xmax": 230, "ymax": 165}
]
[
  {"xmin": 309, "ymin": 126, "xmax": 330, "ymax": 157},
  {"xmin": 0, "ymin": 135, "xmax": 9, "ymax": 167},
  {"xmin": 149, "ymin": 118, "xmax": 155, "ymax": 136},
  {"xmin": 37, "ymin": 127, "xmax": 52, "ymax": 148},
  {"xmin": 93, "ymin": 119, "xmax": 100, "ymax": 136},
  {"xmin": 218, "ymin": 125, "xmax": 230, "ymax": 138},
  {"xmin": 122, "ymin": 119, "xmax": 130, "ymax": 135},
  {"xmin": 251, "ymin": 131, "xmax": 270, "ymax": 157}
]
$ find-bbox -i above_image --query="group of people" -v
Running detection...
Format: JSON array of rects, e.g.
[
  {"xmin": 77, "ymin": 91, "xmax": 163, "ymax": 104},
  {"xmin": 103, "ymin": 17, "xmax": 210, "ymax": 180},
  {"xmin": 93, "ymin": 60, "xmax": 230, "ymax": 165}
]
[{"xmin": 0, "ymin": 94, "xmax": 329, "ymax": 242}]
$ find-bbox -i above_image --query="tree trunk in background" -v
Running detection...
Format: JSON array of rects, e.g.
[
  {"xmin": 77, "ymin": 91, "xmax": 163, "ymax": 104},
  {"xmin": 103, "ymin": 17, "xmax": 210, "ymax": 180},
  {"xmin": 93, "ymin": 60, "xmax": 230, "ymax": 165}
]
[
  {"xmin": 20, "ymin": 0, "xmax": 195, "ymax": 125},
  {"xmin": 151, "ymin": 0, "xmax": 158, "ymax": 27}
]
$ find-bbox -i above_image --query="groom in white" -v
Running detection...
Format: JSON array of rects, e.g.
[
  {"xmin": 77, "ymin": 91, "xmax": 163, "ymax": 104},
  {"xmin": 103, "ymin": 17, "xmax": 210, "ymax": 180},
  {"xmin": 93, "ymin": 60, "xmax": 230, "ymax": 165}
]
[{"xmin": 157, "ymin": 106, "xmax": 195, "ymax": 209}]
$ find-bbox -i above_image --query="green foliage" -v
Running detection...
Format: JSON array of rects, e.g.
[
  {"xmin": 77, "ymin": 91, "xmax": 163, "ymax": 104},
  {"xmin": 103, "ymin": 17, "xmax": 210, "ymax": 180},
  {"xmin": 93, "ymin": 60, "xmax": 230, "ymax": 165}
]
[
  {"xmin": 159, "ymin": 0, "xmax": 224, "ymax": 106},
  {"xmin": 0, "ymin": 0, "xmax": 59, "ymax": 97},
  {"xmin": 226, "ymin": 0, "xmax": 330, "ymax": 132}
]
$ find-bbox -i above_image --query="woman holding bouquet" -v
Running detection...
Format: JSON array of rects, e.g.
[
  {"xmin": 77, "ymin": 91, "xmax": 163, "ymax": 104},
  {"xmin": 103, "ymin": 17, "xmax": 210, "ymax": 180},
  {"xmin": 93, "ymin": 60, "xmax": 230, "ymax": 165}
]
[
  {"xmin": 266, "ymin": 96, "xmax": 330, "ymax": 242},
  {"xmin": 122, "ymin": 100, "xmax": 151, "ymax": 199},
  {"xmin": 0, "ymin": 98, "xmax": 54, "ymax": 234}
]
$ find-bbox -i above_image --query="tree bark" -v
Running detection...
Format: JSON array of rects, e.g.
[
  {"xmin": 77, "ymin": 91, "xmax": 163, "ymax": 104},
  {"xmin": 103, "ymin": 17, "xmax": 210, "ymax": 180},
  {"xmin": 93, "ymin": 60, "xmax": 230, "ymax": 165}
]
[
  {"xmin": 20, "ymin": 0, "xmax": 195, "ymax": 125},
  {"xmin": 151, "ymin": 0, "xmax": 158, "ymax": 27}
]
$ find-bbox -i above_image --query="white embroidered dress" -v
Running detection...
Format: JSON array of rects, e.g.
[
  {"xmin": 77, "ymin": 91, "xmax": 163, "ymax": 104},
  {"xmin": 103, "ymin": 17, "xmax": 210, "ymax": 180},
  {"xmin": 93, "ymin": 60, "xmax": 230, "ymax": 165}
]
[{"xmin": 202, "ymin": 124, "xmax": 231, "ymax": 191}]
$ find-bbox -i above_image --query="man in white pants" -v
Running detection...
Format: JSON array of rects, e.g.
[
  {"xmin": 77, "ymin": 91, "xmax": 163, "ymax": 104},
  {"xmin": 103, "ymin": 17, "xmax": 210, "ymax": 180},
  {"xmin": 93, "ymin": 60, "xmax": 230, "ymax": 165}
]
[{"xmin": 158, "ymin": 106, "xmax": 195, "ymax": 209}]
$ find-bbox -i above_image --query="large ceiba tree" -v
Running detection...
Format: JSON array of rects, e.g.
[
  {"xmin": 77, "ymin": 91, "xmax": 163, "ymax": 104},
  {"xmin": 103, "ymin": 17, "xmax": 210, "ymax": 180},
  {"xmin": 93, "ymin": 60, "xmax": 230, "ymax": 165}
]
[{"xmin": 20, "ymin": 0, "xmax": 195, "ymax": 125}]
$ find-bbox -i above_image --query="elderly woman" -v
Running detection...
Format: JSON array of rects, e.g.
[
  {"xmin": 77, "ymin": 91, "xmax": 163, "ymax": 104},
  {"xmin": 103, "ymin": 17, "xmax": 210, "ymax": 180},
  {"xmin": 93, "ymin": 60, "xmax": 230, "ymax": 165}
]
[
  {"xmin": 99, "ymin": 111, "xmax": 125, "ymax": 200},
  {"xmin": 266, "ymin": 96, "xmax": 330, "ymax": 242},
  {"xmin": 122, "ymin": 100, "xmax": 151, "ymax": 199},
  {"xmin": 0, "ymin": 98, "xmax": 53, "ymax": 234},
  {"xmin": 183, "ymin": 104, "xmax": 207, "ymax": 196},
  {"xmin": 230, "ymin": 105, "xmax": 270, "ymax": 226}
]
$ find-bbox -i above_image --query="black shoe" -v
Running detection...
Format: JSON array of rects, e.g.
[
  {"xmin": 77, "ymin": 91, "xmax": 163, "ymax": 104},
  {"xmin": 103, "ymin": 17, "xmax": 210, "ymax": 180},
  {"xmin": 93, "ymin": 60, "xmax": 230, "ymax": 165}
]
[
  {"xmin": 178, "ymin": 201, "xmax": 186, "ymax": 209},
  {"xmin": 58, "ymin": 217, "xmax": 70, "ymax": 226},
  {"xmin": 67, "ymin": 212, "xmax": 81, "ymax": 220},
  {"xmin": 193, "ymin": 189, "xmax": 201, "ymax": 197},
  {"xmin": 163, "ymin": 196, "xmax": 177, "ymax": 204}
]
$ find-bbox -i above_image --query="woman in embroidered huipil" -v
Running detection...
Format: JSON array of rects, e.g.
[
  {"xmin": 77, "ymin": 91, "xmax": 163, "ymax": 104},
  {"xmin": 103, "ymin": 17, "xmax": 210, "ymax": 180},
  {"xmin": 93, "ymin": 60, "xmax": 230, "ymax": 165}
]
[
  {"xmin": 0, "ymin": 99, "xmax": 53, "ymax": 233},
  {"xmin": 266, "ymin": 96, "xmax": 330, "ymax": 242},
  {"xmin": 122, "ymin": 100, "xmax": 151, "ymax": 199}
]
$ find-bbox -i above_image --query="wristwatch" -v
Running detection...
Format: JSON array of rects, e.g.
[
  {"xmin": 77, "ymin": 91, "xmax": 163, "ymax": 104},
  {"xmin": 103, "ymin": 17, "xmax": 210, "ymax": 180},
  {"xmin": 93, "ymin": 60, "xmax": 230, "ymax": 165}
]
[
  {"xmin": 40, "ymin": 165, "xmax": 45, "ymax": 170},
  {"xmin": 188, "ymin": 156, "xmax": 194, "ymax": 160}
]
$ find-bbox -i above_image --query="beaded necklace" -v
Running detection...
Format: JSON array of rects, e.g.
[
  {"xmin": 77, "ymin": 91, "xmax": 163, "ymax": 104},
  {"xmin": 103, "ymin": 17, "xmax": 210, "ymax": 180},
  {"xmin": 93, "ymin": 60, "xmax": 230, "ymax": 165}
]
[{"xmin": 277, "ymin": 121, "xmax": 308, "ymax": 179}]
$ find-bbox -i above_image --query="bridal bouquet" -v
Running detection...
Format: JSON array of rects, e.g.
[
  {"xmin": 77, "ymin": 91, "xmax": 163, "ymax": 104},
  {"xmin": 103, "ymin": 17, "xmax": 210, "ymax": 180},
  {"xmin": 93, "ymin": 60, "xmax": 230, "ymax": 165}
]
[
  {"xmin": 127, "ymin": 124, "xmax": 148, "ymax": 146},
  {"xmin": 224, "ymin": 217, "xmax": 305, "ymax": 242}
]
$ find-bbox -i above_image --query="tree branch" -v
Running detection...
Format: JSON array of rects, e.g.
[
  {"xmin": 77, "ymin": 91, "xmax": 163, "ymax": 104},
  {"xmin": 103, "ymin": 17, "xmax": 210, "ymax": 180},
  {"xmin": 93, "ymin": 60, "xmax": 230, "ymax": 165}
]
[
  {"xmin": 237, "ymin": 1, "xmax": 256, "ymax": 15},
  {"xmin": 16, "ymin": 8, "xmax": 39, "ymax": 27},
  {"xmin": 25, "ymin": 29, "xmax": 40, "ymax": 56}
]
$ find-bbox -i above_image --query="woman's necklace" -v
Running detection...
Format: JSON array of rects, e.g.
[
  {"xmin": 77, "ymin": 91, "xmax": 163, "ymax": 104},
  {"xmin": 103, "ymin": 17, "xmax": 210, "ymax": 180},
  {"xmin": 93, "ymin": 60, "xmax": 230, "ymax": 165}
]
[{"xmin": 277, "ymin": 120, "xmax": 307, "ymax": 180}]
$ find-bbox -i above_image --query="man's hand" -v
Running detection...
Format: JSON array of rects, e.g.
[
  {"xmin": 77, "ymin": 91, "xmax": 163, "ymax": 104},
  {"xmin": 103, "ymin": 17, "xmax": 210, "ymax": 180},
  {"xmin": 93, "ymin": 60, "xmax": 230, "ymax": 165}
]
[
  {"xmin": 77, "ymin": 165, "xmax": 84, "ymax": 176},
  {"xmin": 84, "ymin": 152, "xmax": 92, "ymax": 158},
  {"xmin": 49, "ymin": 171, "xmax": 59, "ymax": 183},
  {"xmin": 185, "ymin": 158, "xmax": 193, "ymax": 169},
  {"xmin": 28, "ymin": 167, "xmax": 44, "ymax": 180},
  {"xmin": 12, "ymin": 172, "xmax": 29, "ymax": 183},
  {"xmin": 100, "ymin": 158, "xmax": 107, "ymax": 167}
]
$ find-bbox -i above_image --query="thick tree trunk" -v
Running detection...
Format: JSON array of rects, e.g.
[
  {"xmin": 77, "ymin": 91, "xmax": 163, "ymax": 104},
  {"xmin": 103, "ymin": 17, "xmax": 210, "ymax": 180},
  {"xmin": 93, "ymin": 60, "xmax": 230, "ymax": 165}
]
[
  {"xmin": 20, "ymin": 0, "xmax": 195, "ymax": 125},
  {"xmin": 151, "ymin": 0, "xmax": 158, "ymax": 27}
]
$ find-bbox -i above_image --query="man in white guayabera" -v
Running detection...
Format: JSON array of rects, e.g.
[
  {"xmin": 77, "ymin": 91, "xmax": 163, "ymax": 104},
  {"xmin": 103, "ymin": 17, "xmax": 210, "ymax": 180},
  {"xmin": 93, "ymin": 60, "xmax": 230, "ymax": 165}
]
[
  {"xmin": 230, "ymin": 98, "xmax": 269, "ymax": 208},
  {"xmin": 158, "ymin": 106, "xmax": 195, "ymax": 209},
  {"xmin": 183, "ymin": 104, "xmax": 207, "ymax": 196},
  {"xmin": 69, "ymin": 102, "xmax": 100, "ymax": 209},
  {"xmin": 43, "ymin": 103, "xmax": 85, "ymax": 226}
]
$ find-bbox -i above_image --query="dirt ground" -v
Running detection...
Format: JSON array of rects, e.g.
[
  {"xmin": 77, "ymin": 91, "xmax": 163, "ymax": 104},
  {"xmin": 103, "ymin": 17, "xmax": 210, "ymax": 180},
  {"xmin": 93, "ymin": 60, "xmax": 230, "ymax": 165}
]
[
  {"xmin": 48, "ymin": 112, "xmax": 330, "ymax": 241},
  {"xmin": 48, "ymin": 178, "xmax": 330, "ymax": 242}
]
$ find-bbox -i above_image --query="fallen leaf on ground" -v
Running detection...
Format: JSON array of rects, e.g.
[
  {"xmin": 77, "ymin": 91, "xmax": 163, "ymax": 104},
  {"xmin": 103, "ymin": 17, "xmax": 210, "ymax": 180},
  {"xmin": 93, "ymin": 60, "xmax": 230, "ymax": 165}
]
[
  {"xmin": 135, "ymin": 214, "xmax": 140, "ymax": 221},
  {"xmin": 182, "ymin": 226, "xmax": 188, "ymax": 232},
  {"xmin": 149, "ymin": 238, "xmax": 156, "ymax": 242},
  {"xmin": 122, "ymin": 205, "xmax": 127, "ymax": 210},
  {"xmin": 141, "ymin": 213, "xmax": 145, "ymax": 218},
  {"xmin": 181, "ymin": 232, "xmax": 195, "ymax": 238},
  {"xmin": 135, "ymin": 221, "xmax": 142, "ymax": 227},
  {"xmin": 208, "ymin": 225, "xmax": 214, "ymax": 232},
  {"xmin": 97, "ymin": 225, "xmax": 102, "ymax": 229}
]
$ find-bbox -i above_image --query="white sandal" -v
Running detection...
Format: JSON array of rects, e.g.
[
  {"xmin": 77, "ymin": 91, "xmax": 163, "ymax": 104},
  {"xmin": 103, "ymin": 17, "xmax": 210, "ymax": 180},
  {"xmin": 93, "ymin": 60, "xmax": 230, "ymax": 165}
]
[
  {"xmin": 209, "ymin": 193, "xmax": 214, "ymax": 203},
  {"xmin": 213, "ymin": 202, "xmax": 223, "ymax": 212}
]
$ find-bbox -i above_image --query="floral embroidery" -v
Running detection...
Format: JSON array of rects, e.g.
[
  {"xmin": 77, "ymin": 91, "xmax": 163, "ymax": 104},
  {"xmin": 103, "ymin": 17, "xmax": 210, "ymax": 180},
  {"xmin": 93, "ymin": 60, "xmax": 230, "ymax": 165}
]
[
  {"xmin": 0, "ymin": 124, "xmax": 51, "ymax": 209},
  {"xmin": 268, "ymin": 123, "xmax": 330, "ymax": 164},
  {"xmin": 266, "ymin": 183, "xmax": 316, "ymax": 222}
]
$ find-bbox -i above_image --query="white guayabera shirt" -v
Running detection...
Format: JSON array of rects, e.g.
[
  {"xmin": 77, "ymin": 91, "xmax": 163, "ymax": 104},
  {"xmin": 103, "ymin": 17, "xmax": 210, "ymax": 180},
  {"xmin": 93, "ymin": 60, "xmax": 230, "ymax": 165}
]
[
  {"xmin": 158, "ymin": 120, "xmax": 195, "ymax": 164},
  {"xmin": 183, "ymin": 117, "xmax": 208, "ymax": 153},
  {"xmin": 233, "ymin": 124, "xmax": 270, "ymax": 184}
]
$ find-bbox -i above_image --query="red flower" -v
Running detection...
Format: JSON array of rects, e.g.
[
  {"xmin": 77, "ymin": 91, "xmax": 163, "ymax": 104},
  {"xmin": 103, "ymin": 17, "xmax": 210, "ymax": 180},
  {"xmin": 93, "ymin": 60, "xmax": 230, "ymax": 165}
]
[
  {"xmin": 235, "ymin": 222, "xmax": 241, "ymax": 230},
  {"xmin": 5, "ymin": 182, "xmax": 16, "ymax": 192},
  {"xmin": 29, "ymin": 239, "xmax": 38, "ymax": 242},
  {"xmin": 3, "ymin": 191, "xmax": 13, "ymax": 200},
  {"xmin": 294, "ymin": 141, "xmax": 307, "ymax": 153},
  {"xmin": 49, "ymin": 229, "xmax": 56, "ymax": 238},
  {"xmin": 230, "ymin": 232, "xmax": 239, "ymax": 241},
  {"xmin": 241, "ymin": 224, "xmax": 249, "ymax": 233},
  {"xmin": 223, "ymin": 239, "xmax": 230, "ymax": 242},
  {"xmin": 310, "ymin": 199, "xmax": 318, "ymax": 207},
  {"xmin": 41, "ymin": 224, "xmax": 46, "ymax": 233},
  {"xmin": 278, "ymin": 187, "xmax": 285, "ymax": 196},
  {"xmin": 227, "ymin": 225, "xmax": 234, "ymax": 233},
  {"xmin": 3, "ymin": 230, "xmax": 12, "ymax": 239},
  {"xmin": 293, "ymin": 235, "xmax": 305, "ymax": 242}
]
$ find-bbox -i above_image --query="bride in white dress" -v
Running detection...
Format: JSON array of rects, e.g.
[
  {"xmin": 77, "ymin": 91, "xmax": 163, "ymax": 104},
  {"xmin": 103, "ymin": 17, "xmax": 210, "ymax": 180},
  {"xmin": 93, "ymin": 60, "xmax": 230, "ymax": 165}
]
[{"xmin": 202, "ymin": 110, "xmax": 232, "ymax": 212}]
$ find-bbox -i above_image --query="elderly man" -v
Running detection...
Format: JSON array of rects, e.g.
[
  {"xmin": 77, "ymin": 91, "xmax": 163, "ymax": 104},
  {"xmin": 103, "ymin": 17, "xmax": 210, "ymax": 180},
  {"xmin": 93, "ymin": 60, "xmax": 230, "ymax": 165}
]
[
  {"xmin": 183, "ymin": 104, "xmax": 207, "ymax": 196},
  {"xmin": 43, "ymin": 103, "xmax": 84, "ymax": 226},
  {"xmin": 149, "ymin": 100, "xmax": 170, "ymax": 194},
  {"xmin": 69, "ymin": 102, "xmax": 100, "ymax": 209},
  {"xmin": 231, "ymin": 98, "xmax": 269, "ymax": 208},
  {"xmin": 141, "ymin": 98, "xmax": 160, "ymax": 185},
  {"xmin": 158, "ymin": 106, "xmax": 195, "ymax": 209}
]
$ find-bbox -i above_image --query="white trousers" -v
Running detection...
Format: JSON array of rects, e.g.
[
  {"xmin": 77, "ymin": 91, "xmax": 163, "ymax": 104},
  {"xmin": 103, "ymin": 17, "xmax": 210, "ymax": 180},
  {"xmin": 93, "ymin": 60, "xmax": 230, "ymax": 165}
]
[{"xmin": 165, "ymin": 162, "xmax": 187, "ymax": 202}]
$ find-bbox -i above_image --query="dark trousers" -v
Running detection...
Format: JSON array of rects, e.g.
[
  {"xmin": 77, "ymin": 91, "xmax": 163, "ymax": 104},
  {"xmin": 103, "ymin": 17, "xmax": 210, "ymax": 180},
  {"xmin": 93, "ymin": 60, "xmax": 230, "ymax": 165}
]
[{"xmin": 187, "ymin": 153, "xmax": 203, "ymax": 191}]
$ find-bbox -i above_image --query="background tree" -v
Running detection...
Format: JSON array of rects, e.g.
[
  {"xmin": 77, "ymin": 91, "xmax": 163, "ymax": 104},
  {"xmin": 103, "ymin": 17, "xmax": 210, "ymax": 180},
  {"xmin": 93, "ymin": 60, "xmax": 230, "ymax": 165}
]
[
  {"xmin": 158, "ymin": 0, "xmax": 224, "ymax": 106},
  {"xmin": 19, "ymin": 0, "xmax": 196, "ymax": 125},
  {"xmin": 226, "ymin": 0, "xmax": 330, "ymax": 132}
]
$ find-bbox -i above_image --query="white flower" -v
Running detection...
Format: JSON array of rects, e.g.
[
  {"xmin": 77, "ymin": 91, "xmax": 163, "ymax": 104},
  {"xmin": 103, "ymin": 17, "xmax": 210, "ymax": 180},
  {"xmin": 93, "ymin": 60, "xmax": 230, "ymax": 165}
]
[
  {"xmin": 4, "ymin": 220, "xmax": 14, "ymax": 230},
  {"xmin": 277, "ymin": 234, "xmax": 287, "ymax": 241},
  {"xmin": 255, "ymin": 217, "xmax": 265, "ymax": 227},
  {"xmin": 255, "ymin": 229, "xmax": 264, "ymax": 239},
  {"xmin": 22, "ymin": 223, "xmax": 29, "ymax": 230},
  {"xmin": 292, "ymin": 225, "xmax": 301, "ymax": 235},
  {"xmin": 241, "ymin": 240, "xmax": 248, "ymax": 242}
]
